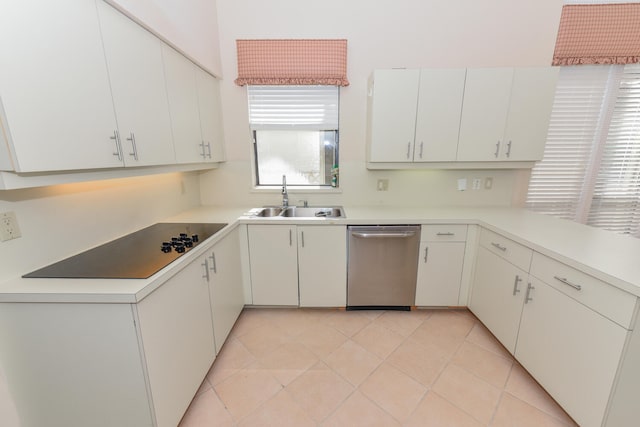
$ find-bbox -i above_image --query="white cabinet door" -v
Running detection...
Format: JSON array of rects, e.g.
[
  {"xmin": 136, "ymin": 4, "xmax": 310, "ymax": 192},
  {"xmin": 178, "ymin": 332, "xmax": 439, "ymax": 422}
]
[
  {"xmin": 368, "ymin": 69, "xmax": 420, "ymax": 162},
  {"xmin": 298, "ymin": 225, "xmax": 346, "ymax": 307},
  {"xmin": 163, "ymin": 44, "xmax": 206, "ymax": 163},
  {"xmin": 248, "ymin": 225, "xmax": 299, "ymax": 306},
  {"xmin": 502, "ymin": 67, "xmax": 559, "ymax": 161},
  {"xmin": 516, "ymin": 278, "xmax": 628, "ymax": 427},
  {"xmin": 137, "ymin": 254, "xmax": 215, "ymax": 427},
  {"xmin": 414, "ymin": 69, "xmax": 466, "ymax": 162},
  {"xmin": 196, "ymin": 67, "xmax": 225, "ymax": 162},
  {"xmin": 469, "ymin": 246, "xmax": 527, "ymax": 354},
  {"xmin": 207, "ymin": 228, "xmax": 245, "ymax": 354},
  {"xmin": 0, "ymin": 0, "xmax": 122, "ymax": 172},
  {"xmin": 0, "ymin": 303, "xmax": 152, "ymax": 427},
  {"xmin": 457, "ymin": 68, "xmax": 514, "ymax": 161},
  {"xmin": 97, "ymin": 1, "xmax": 175, "ymax": 167},
  {"xmin": 415, "ymin": 241, "xmax": 465, "ymax": 306}
]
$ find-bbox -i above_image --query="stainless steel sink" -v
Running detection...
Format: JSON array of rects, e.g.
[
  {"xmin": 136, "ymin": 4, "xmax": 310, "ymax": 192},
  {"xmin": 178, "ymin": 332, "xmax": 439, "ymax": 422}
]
[
  {"xmin": 254, "ymin": 207, "xmax": 283, "ymax": 217},
  {"xmin": 253, "ymin": 206, "xmax": 345, "ymax": 219},
  {"xmin": 280, "ymin": 206, "xmax": 345, "ymax": 218}
]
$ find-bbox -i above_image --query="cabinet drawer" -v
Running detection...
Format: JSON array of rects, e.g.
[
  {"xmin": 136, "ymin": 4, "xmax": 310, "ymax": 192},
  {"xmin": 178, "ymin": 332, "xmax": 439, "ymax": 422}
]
[
  {"xmin": 530, "ymin": 252, "xmax": 637, "ymax": 329},
  {"xmin": 421, "ymin": 225, "xmax": 467, "ymax": 242},
  {"xmin": 479, "ymin": 228, "xmax": 532, "ymax": 271}
]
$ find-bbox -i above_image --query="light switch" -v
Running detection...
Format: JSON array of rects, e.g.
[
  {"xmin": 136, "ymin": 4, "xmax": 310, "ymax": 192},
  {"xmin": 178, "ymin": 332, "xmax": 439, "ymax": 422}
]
[{"xmin": 457, "ymin": 178, "xmax": 467, "ymax": 191}]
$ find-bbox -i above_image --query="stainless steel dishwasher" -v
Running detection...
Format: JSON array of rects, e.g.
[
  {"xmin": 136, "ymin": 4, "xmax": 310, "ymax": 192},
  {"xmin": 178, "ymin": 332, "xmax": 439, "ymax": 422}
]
[{"xmin": 347, "ymin": 225, "xmax": 420, "ymax": 310}]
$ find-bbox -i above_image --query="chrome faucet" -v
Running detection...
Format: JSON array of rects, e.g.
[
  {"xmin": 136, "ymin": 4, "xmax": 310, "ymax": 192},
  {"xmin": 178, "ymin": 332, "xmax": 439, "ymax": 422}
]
[{"xmin": 281, "ymin": 175, "xmax": 289, "ymax": 207}]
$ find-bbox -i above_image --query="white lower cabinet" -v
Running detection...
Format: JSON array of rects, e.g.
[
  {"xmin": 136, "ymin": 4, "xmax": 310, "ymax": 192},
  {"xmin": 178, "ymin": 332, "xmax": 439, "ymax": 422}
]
[
  {"xmin": 0, "ymin": 228, "xmax": 246, "ymax": 427},
  {"xmin": 469, "ymin": 246, "xmax": 527, "ymax": 354},
  {"xmin": 0, "ymin": 303, "xmax": 153, "ymax": 427},
  {"xmin": 415, "ymin": 225, "xmax": 467, "ymax": 306},
  {"xmin": 248, "ymin": 225, "xmax": 299, "ymax": 305},
  {"xmin": 515, "ymin": 277, "xmax": 628, "ymax": 427},
  {"xmin": 298, "ymin": 226, "xmax": 346, "ymax": 307},
  {"xmin": 470, "ymin": 228, "xmax": 639, "ymax": 427},
  {"xmin": 137, "ymin": 254, "xmax": 216, "ymax": 427},
  {"xmin": 247, "ymin": 224, "xmax": 347, "ymax": 307},
  {"xmin": 204, "ymin": 227, "xmax": 245, "ymax": 354}
]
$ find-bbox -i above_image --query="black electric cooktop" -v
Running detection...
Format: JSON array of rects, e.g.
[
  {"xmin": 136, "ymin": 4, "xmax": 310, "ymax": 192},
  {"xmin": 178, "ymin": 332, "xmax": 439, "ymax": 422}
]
[{"xmin": 23, "ymin": 223, "xmax": 227, "ymax": 279}]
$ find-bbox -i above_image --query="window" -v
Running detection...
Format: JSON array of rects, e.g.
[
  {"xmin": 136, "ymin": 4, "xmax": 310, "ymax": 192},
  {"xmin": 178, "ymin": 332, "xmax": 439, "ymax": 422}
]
[
  {"xmin": 526, "ymin": 63, "xmax": 640, "ymax": 237},
  {"xmin": 248, "ymin": 85, "xmax": 339, "ymax": 187}
]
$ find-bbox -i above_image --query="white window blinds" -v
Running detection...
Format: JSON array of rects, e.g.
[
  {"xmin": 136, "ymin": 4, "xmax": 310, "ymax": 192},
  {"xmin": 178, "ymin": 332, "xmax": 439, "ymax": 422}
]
[
  {"xmin": 587, "ymin": 63, "xmax": 640, "ymax": 234},
  {"xmin": 526, "ymin": 63, "xmax": 640, "ymax": 237},
  {"xmin": 247, "ymin": 85, "xmax": 339, "ymax": 130}
]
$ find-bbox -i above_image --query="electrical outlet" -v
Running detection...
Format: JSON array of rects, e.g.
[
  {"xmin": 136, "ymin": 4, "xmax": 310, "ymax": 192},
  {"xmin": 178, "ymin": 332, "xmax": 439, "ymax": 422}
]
[
  {"xmin": 1, "ymin": 211, "xmax": 22, "ymax": 242},
  {"xmin": 472, "ymin": 178, "xmax": 482, "ymax": 190},
  {"xmin": 377, "ymin": 179, "xmax": 389, "ymax": 191}
]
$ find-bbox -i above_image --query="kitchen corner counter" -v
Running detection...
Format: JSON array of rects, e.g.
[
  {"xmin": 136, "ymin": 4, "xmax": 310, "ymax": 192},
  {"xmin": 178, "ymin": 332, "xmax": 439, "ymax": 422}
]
[
  {"xmin": 1, "ymin": 205, "xmax": 639, "ymax": 302},
  {"xmin": 0, "ymin": 208, "xmax": 250, "ymax": 304}
]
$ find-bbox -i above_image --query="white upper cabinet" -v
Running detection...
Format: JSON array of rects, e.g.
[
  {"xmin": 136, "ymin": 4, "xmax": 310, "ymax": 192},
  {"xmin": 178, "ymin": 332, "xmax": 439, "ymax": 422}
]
[
  {"xmin": 0, "ymin": 0, "xmax": 122, "ymax": 172},
  {"xmin": 196, "ymin": 67, "xmax": 225, "ymax": 162},
  {"xmin": 164, "ymin": 45, "xmax": 209, "ymax": 164},
  {"xmin": 367, "ymin": 67, "xmax": 558, "ymax": 167},
  {"xmin": 457, "ymin": 68, "xmax": 514, "ymax": 161},
  {"xmin": 414, "ymin": 69, "xmax": 466, "ymax": 162},
  {"xmin": 96, "ymin": 1, "xmax": 175, "ymax": 166},
  {"xmin": 502, "ymin": 68, "xmax": 560, "ymax": 161},
  {"xmin": 368, "ymin": 69, "xmax": 420, "ymax": 162},
  {"xmin": 457, "ymin": 67, "xmax": 559, "ymax": 162}
]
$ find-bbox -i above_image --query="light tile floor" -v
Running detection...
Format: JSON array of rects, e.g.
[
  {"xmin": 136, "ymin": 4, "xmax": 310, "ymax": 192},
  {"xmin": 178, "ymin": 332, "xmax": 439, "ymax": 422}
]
[{"xmin": 179, "ymin": 308, "xmax": 578, "ymax": 427}]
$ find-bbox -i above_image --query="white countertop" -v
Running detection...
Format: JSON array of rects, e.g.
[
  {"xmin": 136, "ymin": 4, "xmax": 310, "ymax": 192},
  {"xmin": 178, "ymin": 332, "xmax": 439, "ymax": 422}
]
[{"xmin": 1, "ymin": 205, "xmax": 639, "ymax": 303}]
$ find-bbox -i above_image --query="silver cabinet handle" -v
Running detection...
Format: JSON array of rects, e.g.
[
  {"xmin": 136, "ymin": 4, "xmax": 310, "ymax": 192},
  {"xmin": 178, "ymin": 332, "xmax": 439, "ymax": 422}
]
[
  {"xmin": 491, "ymin": 242, "xmax": 507, "ymax": 252},
  {"xmin": 494, "ymin": 140, "xmax": 500, "ymax": 158},
  {"xmin": 423, "ymin": 246, "xmax": 429, "ymax": 263},
  {"xmin": 289, "ymin": 229, "xmax": 292, "ymax": 246},
  {"xmin": 202, "ymin": 259, "xmax": 210, "ymax": 282},
  {"xmin": 110, "ymin": 130, "xmax": 122, "ymax": 161},
  {"xmin": 352, "ymin": 232, "xmax": 416, "ymax": 239},
  {"xmin": 126, "ymin": 132, "xmax": 139, "ymax": 161},
  {"xmin": 437, "ymin": 232, "xmax": 455, "ymax": 236},
  {"xmin": 506, "ymin": 140, "xmax": 512, "ymax": 158},
  {"xmin": 199, "ymin": 141, "xmax": 207, "ymax": 159},
  {"xmin": 301, "ymin": 231, "xmax": 305, "ymax": 248},
  {"xmin": 513, "ymin": 275, "xmax": 522, "ymax": 295},
  {"xmin": 406, "ymin": 142, "xmax": 411, "ymax": 159},
  {"xmin": 419, "ymin": 142, "xmax": 424, "ymax": 159},
  {"xmin": 206, "ymin": 142, "xmax": 212, "ymax": 159},
  {"xmin": 554, "ymin": 276, "xmax": 582, "ymax": 291},
  {"xmin": 525, "ymin": 282, "xmax": 535, "ymax": 304},
  {"xmin": 209, "ymin": 253, "xmax": 217, "ymax": 273}
]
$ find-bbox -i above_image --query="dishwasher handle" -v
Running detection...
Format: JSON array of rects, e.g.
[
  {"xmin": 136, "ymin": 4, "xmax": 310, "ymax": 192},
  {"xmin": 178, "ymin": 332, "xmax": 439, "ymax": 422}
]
[{"xmin": 352, "ymin": 231, "xmax": 417, "ymax": 239}]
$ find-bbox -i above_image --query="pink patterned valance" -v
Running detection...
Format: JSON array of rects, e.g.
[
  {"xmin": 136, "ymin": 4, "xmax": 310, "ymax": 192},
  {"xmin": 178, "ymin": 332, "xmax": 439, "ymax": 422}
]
[
  {"xmin": 552, "ymin": 4, "xmax": 640, "ymax": 66},
  {"xmin": 235, "ymin": 39, "xmax": 349, "ymax": 86}
]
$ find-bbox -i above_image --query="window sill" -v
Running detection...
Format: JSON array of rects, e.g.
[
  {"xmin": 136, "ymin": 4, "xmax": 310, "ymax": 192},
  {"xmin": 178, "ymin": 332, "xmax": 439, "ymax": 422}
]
[{"xmin": 250, "ymin": 185, "xmax": 342, "ymax": 194}]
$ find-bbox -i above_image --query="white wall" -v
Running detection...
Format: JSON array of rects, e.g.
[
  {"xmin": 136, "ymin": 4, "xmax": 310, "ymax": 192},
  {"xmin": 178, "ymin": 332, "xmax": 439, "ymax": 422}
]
[
  {"xmin": 201, "ymin": 0, "xmax": 564, "ymax": 208},
  {"xmin": 106, "ymin": 0, "xmax": 222, "ymax": 76}
]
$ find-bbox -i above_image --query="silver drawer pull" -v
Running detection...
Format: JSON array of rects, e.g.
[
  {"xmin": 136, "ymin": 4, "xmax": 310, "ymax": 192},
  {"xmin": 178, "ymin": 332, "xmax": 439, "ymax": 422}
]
[
  {"xmin": 525, "ymin": 282, "xmax": 535, "ymax": 304},
  {"xmin": 491, "ymin": 242, "xmax": 507, "ymax": 251},
  {"xmin": 554, "ymin": 276, "xmax": 582, "ymax": 291},
  {"xmin": 436, "ymin": 232, "xmax": 455, "ymax": 236},
  {"xmin": 202, "ymin": 259, "xmax": 210, "ymax": 282},
  {"xmin": 513, "ymin": 275, "xmax": 522, "ymax": 296}
]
